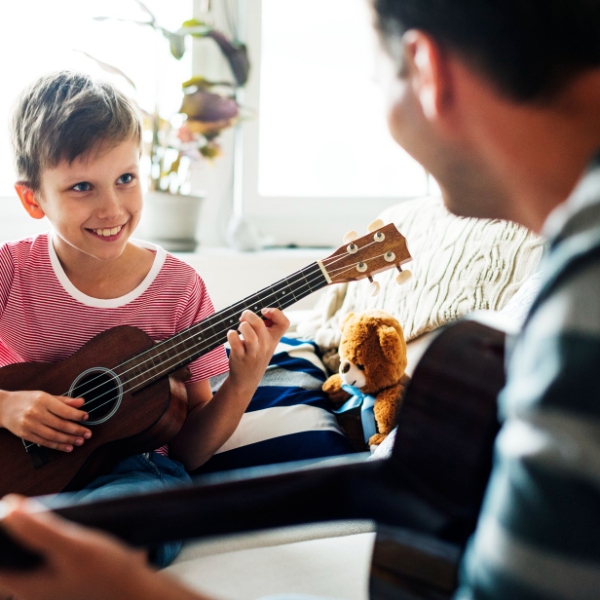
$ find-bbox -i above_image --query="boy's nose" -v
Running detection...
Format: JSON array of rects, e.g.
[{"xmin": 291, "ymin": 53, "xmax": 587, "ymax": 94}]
[{"xmin": 97, "ymin": 190, "xmax": 122, "ymax": 217}]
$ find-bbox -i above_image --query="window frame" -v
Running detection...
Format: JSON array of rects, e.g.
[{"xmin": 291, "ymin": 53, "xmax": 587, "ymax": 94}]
[{"xmin": 238, "ymin": 0, "xmax": 432, "ymax": 248}]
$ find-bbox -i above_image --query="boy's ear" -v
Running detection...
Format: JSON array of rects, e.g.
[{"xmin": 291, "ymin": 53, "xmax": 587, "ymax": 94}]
[{"xmin": 14, "ymin": 184, "xmax": 45, "ymax": 219}]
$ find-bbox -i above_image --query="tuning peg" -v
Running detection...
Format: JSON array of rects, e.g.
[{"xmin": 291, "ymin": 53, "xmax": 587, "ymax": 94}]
[
  {"xmin": 367, "ymin": 218, "xmax": 384, "ymax": 233},
  {"xmin": 396, "ymin": 268, "xmax": 412, "ymax": 285},
  {"xmin": 343, "ymin": 230, "xmax": 359, "ymax": 244},
  {"xmin": 368, "ymin": 276, "xmax": 381, "ymax": 297}
]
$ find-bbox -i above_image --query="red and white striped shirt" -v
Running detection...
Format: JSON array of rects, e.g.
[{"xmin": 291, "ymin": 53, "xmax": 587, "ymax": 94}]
[{"xmin": 0, "ymin": 233, "xmax": 229, "ymax": 384}]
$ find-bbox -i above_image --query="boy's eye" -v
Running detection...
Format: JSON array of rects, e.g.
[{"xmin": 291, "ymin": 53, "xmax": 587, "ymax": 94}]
[
  {"xmin": 72, "ymin": 182, "xmax": 91, "ymax": 192},
  {"xmin": 118, "ymin": 173, "xmax": 134, "ymax": 184}
]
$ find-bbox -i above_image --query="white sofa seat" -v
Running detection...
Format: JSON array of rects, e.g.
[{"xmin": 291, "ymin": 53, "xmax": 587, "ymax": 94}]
[{"xmin": 167, "ymin": 523, "xmax": 375, "ymax": 600}]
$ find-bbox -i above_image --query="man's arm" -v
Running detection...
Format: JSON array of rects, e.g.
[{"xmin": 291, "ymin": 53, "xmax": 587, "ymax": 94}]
[
  {"xmin": 0, "ymin": 496, "xmax": 209, "ymax": 600},
  {"xmin": 456, "ymin": 264, "xmax": 600, "ymax": 599}
]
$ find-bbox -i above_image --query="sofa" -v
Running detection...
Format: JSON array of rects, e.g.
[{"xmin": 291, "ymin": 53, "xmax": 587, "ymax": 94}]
[{"xmin": 165, "ymin": 196, "xmax": 544, "ymax": 600}]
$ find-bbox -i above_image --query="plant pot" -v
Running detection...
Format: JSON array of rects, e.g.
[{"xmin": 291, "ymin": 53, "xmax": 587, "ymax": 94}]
[{"xmin": 139, "ymin": 191, "xmax": 204, "ymax": 252}]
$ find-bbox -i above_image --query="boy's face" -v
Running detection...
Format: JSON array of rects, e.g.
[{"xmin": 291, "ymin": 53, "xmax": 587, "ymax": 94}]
[{"xmin": 30, "ymin": 138, "xmax": 143, "ymax": 265}]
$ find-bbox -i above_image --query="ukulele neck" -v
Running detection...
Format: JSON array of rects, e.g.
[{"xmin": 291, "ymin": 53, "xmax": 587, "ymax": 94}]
[{"xmin": 119, "ymin": 262, "xmax": 329, "ymax": 393}]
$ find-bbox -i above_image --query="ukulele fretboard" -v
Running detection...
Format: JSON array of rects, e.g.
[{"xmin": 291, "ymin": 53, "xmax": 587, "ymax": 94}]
[{"xmin": 115, "ymin": 262, "xmax": 328, "ymax": 393}]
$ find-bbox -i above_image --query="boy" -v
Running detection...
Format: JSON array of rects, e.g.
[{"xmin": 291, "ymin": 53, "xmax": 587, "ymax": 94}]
[{"xmin": 0, "ymin": 70, "xmax": 289, "ymax": 566}]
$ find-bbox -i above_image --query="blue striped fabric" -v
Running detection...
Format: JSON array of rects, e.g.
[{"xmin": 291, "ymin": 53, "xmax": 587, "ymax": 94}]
[
  {"xmin": 197, "ymin": 337, "xmax": 357, "ymax": 474},
  {"xmin": 456, "ymin": 153, "xmax": 600, "ymax": 599}
]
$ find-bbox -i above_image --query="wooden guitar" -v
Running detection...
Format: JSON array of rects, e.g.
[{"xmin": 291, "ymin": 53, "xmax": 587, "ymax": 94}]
[
  {"xmin": 0, "ymin": 318, "xmax": 505, "ymax": 600},
  {"xmin": 0, "ymin": 223, "xmax": 411, "ymax": 498}
]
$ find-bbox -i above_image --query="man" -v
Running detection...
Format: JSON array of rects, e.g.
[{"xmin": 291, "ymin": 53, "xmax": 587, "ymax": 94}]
[{"xmin": 1, "ymin": 0, "xmax": 599, "ymax": 598}]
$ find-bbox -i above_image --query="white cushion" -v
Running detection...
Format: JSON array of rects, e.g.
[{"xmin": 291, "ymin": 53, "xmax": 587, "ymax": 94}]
[
  {"xmin": 167, "ymin": 527, "xmax": 375, "ymax": 600},
  {"xmin": 298, "ymin": 196, "xmax": 543, "ymax": 350}
]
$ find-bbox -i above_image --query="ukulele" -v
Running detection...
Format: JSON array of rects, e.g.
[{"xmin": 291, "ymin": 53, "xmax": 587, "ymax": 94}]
[
  {"xmin": 0, "ymin": 222, "xmax": 411, "ymax": 498},
  {"xmin": 0, "ymin": 318, "xmax": 505, "ymax": 600}
]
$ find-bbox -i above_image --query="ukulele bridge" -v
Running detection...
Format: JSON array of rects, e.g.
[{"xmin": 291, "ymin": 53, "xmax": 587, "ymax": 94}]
[{"xmin": 68, "ymin": 367, "xmax": 124, "ymax": 426}]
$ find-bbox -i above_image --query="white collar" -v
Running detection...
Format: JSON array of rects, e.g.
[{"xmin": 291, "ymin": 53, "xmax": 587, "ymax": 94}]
[{"xmin": 47, "ymin": 232, "xmax": 167, "ymax": 308}]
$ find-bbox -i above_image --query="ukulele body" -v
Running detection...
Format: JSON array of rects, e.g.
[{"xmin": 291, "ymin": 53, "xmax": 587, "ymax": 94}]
[{"xmin": 0, "ymin": 325, "xmax": 189, "ymax": 497}]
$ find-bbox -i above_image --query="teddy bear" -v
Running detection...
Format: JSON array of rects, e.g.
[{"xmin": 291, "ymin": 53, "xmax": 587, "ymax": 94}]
[{"xmin": 322, "ymin": 310, "xmax": 410, "ymax": 448}]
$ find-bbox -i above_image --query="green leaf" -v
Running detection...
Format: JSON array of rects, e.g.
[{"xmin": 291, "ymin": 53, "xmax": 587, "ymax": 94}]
[
  {"xmin": 77, "ymin": 50, "xmax": 137, "ymax": 89},
  {"xmin": 93, "ymin": 16, "xmax": 156, "ymax": 29},
  {"xmin": 181, "ymin": 18, "xmax": 206, "ymax": 28},
  {"xmin": 177, "ymin": 19, "xmax": 212, "ymax": 38},
  {"xmin": 160, "ymin": 28, "xmax": 186, "ymax": 60},
  {"xmin": 133, "ymin": 0, "xmax": 156, "ymax": 25}
]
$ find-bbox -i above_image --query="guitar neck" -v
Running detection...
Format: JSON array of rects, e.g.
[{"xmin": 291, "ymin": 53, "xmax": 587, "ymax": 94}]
[
  {"xmin": 0, "ymin": 456, "xmax": 453, "ymax": 570},
  {"xmin": 120, "ymin": 261, "xmax": 329, "ymax": 393},
  {"xmin": 0, "ymin": 320, "xmax": 504, "ymax": 570}
]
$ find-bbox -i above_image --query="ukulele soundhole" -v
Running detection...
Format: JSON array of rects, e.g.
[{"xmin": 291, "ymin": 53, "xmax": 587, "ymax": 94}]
[{"xmin": 68, "ymin": 367, "xmax": 124, "ymax": 426}]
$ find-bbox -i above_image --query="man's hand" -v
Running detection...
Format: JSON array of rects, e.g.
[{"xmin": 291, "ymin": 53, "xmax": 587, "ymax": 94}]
[
  {"xmin": 0, "ymin": 391, "xmax": 90, "ymax": 452},
  {"xmin": 0, "ymin": 495, "xmax": 206, "ymax": 600}
]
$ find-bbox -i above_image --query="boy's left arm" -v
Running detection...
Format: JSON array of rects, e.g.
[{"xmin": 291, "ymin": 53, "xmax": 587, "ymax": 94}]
[{"xmin": 169, "ymin": 307, "xmax": 289, "ymax": 471}]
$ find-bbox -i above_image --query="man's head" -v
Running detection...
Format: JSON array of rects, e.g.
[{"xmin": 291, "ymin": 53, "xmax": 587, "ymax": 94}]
[
  {"xmin": 371, "ymin": 0, "xmax": 600, "ymax": 230},
  {"xmin": 373, "ymin": 0, "xmax": 600, "ymax": 102},
  {"xmin": 11, "ymin": 71, "xmax": 142, "ymax": 194}
]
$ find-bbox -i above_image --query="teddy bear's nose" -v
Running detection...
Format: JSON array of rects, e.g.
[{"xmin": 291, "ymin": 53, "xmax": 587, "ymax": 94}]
[{"xmin": 340, "ymin": 361, "xmax": 351, "ymax": 374}]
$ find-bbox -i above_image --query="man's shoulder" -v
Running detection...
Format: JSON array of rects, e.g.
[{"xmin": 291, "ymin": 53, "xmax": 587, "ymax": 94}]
[
  {"xmin": 530, "ymin": 166, "xmax": 600, "ymax": 324},
  {"xmin": 509, "ymin": 240, "xmax": 600, "ymax": 419}
]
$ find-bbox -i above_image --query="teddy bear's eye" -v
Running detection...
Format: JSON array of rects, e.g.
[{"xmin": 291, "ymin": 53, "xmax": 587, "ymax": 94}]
[{"xmin": 356, "ymin": 364, "xmax": 365, "ymax": 371}]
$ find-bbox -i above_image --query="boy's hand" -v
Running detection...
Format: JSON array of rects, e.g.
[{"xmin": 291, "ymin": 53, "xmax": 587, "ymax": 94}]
[
  {"xmin": 0, "ymin": 391, "xmax": 90, "ymax": 452},
  {"xmin": 226, "ymin": 307, "xmax": 289, "ymax": 394}
]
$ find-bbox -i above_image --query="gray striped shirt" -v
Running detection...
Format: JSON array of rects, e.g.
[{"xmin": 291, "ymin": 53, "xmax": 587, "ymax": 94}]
[{"xmin": 456, "ymin": 153, "xmax": 600, "ymax": 599}]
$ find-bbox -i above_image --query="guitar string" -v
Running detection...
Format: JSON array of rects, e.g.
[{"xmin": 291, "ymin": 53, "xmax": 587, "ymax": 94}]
[
  {"xmin": 69, "ymin": 246, "xmax": 392, "ymax": 417},
  {"xmin": 108, "ymin": 245, "xmax": 394, "ymax": 386},
  {"xmin": 74, "ymin": 240, "xmax": 389, "ymax": 406},
  {"xmin": 22, "ymin": 243, "xmax": 396, "ymax": 454},
  {"xmin": 22, "ymin": 244, "xmax": 400, "ymax": 451},
  {"xmin": 21, "ymin": 263, "xmax": 339, "ymax": 450},
  {"xmin": 23, "ymin": 242, "xmax": 402, "ymax": 448},
  {"xmin": 80, "ymin": 248, "xmax": 396, "ymax": 417}
]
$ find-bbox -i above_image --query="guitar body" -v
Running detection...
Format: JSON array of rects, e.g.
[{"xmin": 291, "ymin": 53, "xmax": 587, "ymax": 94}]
[{"xmin": 0, "ymin": 325, "xmax": 189, "ymax": 497}]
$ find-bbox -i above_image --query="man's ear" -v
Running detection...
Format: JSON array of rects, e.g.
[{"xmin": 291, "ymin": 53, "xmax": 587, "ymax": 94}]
[
  {"xmin": 402, "ymin": 30, "xmax": 453, "ymax": 125},
  {"xmin": 14, "ymin": 184, "xmax": 45, "ymax": 219}
]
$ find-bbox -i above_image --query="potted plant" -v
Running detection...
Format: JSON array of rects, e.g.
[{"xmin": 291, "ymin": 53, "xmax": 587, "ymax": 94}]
[{"xmin": 91, "ymin": 1, "xmax": 250, "ymax": 251}]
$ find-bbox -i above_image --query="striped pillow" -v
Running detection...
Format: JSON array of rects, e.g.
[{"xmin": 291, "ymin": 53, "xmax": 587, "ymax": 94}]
[{"xmin": 195, "ymin": 337, "xmax": 357, "ymax": 474}]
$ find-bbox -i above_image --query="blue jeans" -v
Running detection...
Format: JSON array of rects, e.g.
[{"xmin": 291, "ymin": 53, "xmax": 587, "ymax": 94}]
[{"xmin": 44, "ymin": 452, "xmax": 191, "ymax": 567}]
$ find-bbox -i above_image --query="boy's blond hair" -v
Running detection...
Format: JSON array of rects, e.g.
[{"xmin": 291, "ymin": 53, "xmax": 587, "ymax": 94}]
[{"xmin": 11, "ymin": 71, "xmax": 142, "ymax": 192}]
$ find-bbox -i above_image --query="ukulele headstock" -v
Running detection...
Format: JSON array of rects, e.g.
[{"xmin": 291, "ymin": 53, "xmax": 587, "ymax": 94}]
[{"xmin": 318, "ymin": 221, "xmax": 412, "ymax": 290}]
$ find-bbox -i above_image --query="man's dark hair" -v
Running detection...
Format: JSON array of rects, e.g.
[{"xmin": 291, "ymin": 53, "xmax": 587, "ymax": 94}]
[
  {"xmin": 372, "ymin": 0, "xmax": 600, "ymax": 101},
  {"xmin": 11, "ymin": 71, "xmax": 142, "ymax": 192}
]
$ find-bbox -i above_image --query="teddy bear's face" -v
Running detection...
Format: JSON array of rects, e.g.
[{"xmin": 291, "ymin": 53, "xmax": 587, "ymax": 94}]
[
  {"xmin": 337, "ymin": 312, "xmax": 407, "ymax": 395},
  {"xmin": 339, "ymin": 358, "xmax": 367, "ymax": 389}
]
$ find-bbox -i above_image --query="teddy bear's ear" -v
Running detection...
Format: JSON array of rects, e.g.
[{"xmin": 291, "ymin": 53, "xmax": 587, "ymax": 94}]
[
  {"xmin": 378, "ymin": 325, "xmax": 406, "ymax": 363},
  {"xmin": 340, "ymin": 312, "xmax": 356, "ymax": 330}
]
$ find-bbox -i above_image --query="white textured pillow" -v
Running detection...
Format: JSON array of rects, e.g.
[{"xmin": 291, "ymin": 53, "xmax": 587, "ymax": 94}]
[{"xmin": 300, "ymin": 196, "xmax": 544, "ymax": 350}]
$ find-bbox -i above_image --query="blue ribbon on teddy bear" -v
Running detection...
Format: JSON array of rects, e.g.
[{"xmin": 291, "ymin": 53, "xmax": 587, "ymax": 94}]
[{"xmin": 331, "ymin": 383, "xmax": 377, "ymax": 445}]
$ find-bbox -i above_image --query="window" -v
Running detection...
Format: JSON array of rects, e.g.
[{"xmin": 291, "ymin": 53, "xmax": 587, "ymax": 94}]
[
  {"xmin": 0, "ymin": 0, "xmax": 192, "ymax": 240},
  {"xmin": 241, "ymin": 0, "xmax": 432, "ymax": 247}
]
